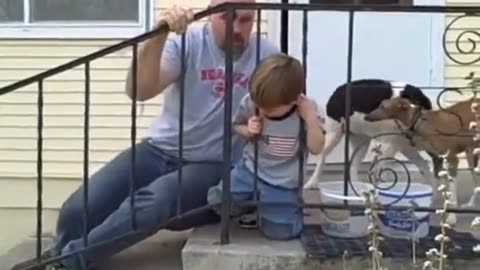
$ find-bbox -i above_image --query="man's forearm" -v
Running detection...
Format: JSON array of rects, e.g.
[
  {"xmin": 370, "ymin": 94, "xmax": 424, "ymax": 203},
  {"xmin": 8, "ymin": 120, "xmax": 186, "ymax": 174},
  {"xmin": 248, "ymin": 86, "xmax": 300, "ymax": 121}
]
[{"xmin": 126, "ymin": 34, "xmax": 169, "ymax": 101}]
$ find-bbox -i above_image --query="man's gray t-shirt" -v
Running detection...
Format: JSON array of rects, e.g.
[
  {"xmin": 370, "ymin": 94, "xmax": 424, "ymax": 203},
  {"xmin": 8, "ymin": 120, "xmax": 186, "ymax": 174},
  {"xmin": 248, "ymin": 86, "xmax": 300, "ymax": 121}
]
[
  {"xmin": 147, "ymin": 24, "xmax": 279, "ymax": 162},
  {"xmin": 233, "ymin": 94, "xmax": 308, "ymax": 189}
]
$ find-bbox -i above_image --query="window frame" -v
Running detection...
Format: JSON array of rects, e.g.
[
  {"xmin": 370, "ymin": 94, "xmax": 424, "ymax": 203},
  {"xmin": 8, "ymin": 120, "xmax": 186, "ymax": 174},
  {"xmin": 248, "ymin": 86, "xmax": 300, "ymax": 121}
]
[
  {"xmin": 308, "ymin": 0, "xmax": 412, "ymax": 5},
  {"xmin": 0, "ymin": 0, "xmax": 153, "ymax": 39}
]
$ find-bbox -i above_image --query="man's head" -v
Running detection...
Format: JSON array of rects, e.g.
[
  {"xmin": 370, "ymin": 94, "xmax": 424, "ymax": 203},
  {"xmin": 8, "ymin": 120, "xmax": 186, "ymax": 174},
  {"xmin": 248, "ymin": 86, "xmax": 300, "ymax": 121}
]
[
  {"xmin": 208, "ymin": 0, "xmax": 256, "ymax": 57},
  {"xmin": 249, "ymin": 53, "xmax": 305, "ymax": 118}
]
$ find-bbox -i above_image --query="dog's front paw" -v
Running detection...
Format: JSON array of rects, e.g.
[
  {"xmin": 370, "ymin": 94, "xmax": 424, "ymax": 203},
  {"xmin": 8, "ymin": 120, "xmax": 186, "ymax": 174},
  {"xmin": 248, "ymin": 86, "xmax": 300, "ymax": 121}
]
[
  {"xmin": 460, "ymin": 187, "xmax": 480, "ymax": 209},
  {"xmin": 304, "ymin": 176, "xmax": 319, "ymax": 189}
]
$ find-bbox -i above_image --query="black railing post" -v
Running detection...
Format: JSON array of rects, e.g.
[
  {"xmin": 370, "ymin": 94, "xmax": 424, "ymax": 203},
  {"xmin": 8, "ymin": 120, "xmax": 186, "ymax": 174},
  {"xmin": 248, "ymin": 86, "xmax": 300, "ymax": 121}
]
[
  {"xmin": 254, "ymin": 9, "xmax": 262, "ymax": 228},
  {"xmin": 297, "ymin": 9, "xmax": 308, "ymax": 219},
  {"xmin": 177, "ymin": 33, "xmax": 187, "ymax": 215},
  {"xmin": 281, "ymin": 0, "xmax": 289, "ymax": 53},
  {"xmin": 220, "ymin": 7, "xmax": 235, "ymax": 245},
  {"xmin": 130, "ymin": 44, "xmax": 138, "ymax": 230},
  {"xmin": 83, "ymin": 62, "xmax": 91, "ymax": 247},
  {"xmin": 343, "ymin": 11, "xmax": 355, "ymax": 198},
  {"xmin": 36, "ymin": 80, "xmax": 44, "ymax": 261}
]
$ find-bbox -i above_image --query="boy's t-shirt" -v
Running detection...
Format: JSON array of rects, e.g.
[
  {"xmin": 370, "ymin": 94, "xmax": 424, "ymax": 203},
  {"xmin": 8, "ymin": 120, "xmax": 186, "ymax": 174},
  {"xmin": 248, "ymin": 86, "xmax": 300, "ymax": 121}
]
[
  {"xmin": 233, "ymin": 94, "xmax": 324, "ymax": 189},
  {"xmin": 146, "ymin": 24, "xmax": 280, "ymax": 163}
]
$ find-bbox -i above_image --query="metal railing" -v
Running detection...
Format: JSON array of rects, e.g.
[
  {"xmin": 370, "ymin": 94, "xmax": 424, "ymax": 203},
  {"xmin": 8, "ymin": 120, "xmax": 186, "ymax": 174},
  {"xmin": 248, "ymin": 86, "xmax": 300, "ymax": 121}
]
[{"xmin": 1, "ymin": 2, "xmax": 480, "ymax": 270}]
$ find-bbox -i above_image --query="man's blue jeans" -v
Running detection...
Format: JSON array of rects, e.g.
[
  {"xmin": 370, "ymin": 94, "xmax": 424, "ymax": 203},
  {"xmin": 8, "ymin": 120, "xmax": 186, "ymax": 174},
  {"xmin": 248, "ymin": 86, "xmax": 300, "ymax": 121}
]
[{"xmin": 54, "ymin": 140, "xmax": 223, "ymax": 270}]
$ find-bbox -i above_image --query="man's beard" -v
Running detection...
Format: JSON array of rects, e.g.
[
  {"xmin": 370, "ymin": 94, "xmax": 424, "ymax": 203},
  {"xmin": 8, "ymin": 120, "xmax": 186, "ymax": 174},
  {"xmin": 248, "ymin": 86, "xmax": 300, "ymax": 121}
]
[
  {"xmin": 220, "ymin": 44, "xmax": 245, "ymax": 61},
  {"xmin": 221, "ymin": 35, "xmax": 246, "ymax": 61}
]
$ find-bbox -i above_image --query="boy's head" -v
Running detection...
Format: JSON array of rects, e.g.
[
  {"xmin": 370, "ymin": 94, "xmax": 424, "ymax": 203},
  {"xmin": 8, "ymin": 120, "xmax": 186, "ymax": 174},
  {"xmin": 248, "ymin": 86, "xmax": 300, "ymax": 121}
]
[{"xmin": 249, "ymin": 53, "xmax": 305, "ymax": 118}]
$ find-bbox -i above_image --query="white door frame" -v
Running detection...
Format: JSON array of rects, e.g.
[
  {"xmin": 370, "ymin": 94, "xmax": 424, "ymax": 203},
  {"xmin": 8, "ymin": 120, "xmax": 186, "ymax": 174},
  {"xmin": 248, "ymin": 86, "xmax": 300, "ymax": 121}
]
[
  {"xmin": 265, "ymin": 0, "xmax": 446, "ymax": 90},
  {"xmin": 426, "ymin": 0, "xmax": 446, "ymax": 90},
  {"xmin": 264, "ymin": 0, "xmax": 446, "ymax": 169}
]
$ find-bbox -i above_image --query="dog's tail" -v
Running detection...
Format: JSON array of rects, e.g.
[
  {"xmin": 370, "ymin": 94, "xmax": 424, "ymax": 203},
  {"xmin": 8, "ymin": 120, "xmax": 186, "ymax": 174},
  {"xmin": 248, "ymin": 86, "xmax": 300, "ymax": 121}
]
[
  {"xmin": 304, "ymin": 116, "xmax": 345, "ymax": 189},
  {"xmin": 321, "ymin": 117, "xmax": 345, "ymax": 156}
]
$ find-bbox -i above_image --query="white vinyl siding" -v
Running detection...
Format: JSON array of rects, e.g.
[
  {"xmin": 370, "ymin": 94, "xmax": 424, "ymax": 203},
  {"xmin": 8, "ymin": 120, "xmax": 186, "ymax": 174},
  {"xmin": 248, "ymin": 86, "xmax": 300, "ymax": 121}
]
[{"xmin": 0, "ymin": 0, "xmax": 271, "ymax": 208}]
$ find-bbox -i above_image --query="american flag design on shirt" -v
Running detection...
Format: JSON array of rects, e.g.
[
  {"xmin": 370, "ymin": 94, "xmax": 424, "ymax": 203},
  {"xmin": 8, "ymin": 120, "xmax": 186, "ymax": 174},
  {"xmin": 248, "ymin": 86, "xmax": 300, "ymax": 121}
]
[{"xmin": 259, "ymin": 134, "xmax": 297, "ymax": 157}]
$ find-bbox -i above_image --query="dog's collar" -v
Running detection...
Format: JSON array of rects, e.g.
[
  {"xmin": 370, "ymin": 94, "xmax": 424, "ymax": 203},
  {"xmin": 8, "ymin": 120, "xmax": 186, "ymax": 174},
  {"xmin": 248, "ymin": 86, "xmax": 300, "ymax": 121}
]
[
  {"xmin": 412, "ymin": 111, "xmax": 425, "ymax": 131},
  {"xmin": 394, "ymin": 106, "xmax": 424, "ymax": 146},
  {"xmin": 408, "ymin": 106, "xmax": 424, "ymax": 132}
]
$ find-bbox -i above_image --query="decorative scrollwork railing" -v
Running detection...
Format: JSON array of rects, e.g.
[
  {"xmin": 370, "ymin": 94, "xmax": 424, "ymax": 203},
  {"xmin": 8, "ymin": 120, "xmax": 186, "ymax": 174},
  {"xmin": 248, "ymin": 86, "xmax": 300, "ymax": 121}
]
[
  {"xmin": 443, "ymin": 13, "xmax": 480, "ymax": 66},
  {"xmin": 344, "ymin": 14, "xmax": 480, "ymax": 208}
]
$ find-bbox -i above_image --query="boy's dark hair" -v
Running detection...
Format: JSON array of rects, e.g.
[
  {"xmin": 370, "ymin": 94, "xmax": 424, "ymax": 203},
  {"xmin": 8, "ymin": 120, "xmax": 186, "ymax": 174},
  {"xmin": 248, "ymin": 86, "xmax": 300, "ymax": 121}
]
[{"xmin": 249, "ymin": 53, "xmax": 305, "ymax": 108}]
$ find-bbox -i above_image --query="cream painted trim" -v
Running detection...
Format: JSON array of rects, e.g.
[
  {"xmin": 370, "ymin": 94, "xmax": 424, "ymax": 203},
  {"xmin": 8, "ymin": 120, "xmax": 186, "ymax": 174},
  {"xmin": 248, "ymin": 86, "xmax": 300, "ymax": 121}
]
[
  {"xmin": 0, "ymin": 27, "xmax": 147, "ymax": 39},
  {"xmin": 0, "ymin": 0, "xmax": 153, "ymax": 39}
]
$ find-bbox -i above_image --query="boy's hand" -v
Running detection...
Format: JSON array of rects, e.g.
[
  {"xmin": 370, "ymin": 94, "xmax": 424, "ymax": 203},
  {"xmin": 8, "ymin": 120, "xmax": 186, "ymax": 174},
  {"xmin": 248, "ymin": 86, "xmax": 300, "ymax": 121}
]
[
  {"xmin": 247, "ymin": 116, "xmax": 262, "ymax": 137},
  {"xmin": 297, "ymin": 94, "xmax": 318, "ymax": 123}
]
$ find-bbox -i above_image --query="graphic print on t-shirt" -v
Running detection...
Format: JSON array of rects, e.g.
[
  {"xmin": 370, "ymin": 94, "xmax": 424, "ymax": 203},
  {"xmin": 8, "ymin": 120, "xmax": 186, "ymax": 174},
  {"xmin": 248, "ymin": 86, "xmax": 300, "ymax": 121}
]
[
  {"xmin": 200, "ymin": 67, "xmax": 249, "ymax": 99},
  {"xmin": 259, "ymin": 134, "xmax": 297, "ymax": 158}
]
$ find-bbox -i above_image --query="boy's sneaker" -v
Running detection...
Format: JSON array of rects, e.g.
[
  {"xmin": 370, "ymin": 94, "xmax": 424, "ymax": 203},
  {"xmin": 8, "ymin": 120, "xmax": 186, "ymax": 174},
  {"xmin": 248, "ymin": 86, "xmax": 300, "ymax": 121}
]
[
  {"xmin": 45, "ymin": 262, "xmax": 67, "ymax": 270},
  {"xmin": 238, "ymin": 213, "xmax": 257, "ymax": 229}
]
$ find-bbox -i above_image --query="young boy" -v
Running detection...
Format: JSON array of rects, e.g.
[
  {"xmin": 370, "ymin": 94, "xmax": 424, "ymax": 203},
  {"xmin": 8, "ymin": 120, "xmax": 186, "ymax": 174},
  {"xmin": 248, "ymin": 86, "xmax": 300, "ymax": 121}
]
[{"xmin": 207, "ymin": 53, "xmax": 325, "ymax": 240}]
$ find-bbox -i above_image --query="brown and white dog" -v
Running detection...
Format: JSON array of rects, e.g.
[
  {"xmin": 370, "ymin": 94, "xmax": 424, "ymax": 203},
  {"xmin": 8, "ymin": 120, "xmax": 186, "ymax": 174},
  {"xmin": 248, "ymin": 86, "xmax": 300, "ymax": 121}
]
[
  {"xmin": 365, "ymin": 96, "xmax": 480, "ymax": 224},
  {"xmin": 304, "ymin": 79, "xmax": 442, "ymax": 194}
]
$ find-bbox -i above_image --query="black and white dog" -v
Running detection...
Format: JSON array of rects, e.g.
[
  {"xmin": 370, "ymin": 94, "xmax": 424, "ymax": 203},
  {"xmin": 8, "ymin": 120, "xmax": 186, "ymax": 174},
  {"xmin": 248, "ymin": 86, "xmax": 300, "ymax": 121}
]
[{"xmin": 304, "ymin": 79, "xmax": 442, "ymax": 189}]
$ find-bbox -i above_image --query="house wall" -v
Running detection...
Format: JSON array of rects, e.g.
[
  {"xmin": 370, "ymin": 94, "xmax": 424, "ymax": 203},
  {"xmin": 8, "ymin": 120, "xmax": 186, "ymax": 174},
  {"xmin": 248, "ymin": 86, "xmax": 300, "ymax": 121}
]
[
  {"xmin": 0, "ymin": 0, "xmax": 269, "ymax": 209},
  {"xmin": 443, "ymin": 0, "xmax": 480, "ymax": 93},
  {"xmin": 440, "ymin": 0, "xmax": 480, "ymax": 166}
]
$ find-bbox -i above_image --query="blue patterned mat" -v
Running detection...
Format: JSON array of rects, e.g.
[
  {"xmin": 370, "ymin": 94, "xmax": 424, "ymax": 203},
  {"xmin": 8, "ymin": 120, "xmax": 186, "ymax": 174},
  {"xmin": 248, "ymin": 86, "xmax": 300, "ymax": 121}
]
[{"xmin": 300, "ymin": 225, "xmax": 480, "ymax": 259}]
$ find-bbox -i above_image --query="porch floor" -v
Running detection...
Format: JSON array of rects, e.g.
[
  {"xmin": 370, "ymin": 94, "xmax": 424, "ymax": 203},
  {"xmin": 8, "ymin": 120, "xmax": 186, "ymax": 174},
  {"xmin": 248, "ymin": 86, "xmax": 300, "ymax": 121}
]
[{"xmin": 1, "ymin": 169, "xmax": 479, "ymax": 270}]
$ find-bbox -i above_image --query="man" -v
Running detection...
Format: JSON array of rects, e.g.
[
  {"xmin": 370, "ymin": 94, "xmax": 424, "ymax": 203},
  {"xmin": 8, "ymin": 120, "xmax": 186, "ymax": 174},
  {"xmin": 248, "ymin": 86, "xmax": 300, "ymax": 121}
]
[{"xmin": 15, "ymin": 0, "xmax": 279, "ymax": 270}]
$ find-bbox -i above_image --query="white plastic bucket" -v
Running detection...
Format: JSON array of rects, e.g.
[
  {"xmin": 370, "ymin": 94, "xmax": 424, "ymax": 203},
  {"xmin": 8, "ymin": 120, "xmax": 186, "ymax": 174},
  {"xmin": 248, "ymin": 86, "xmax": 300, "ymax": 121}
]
[
  {"xmin": 473, "ymin": 230, "xmax": 480, "ymax": 241},
  {"xmin": 376, "ymin": 183, "xmax": 433, "ymax": 239},
  {"xmin": 318, "ymin": 181, "xmax": 374, "ymax": 238}
]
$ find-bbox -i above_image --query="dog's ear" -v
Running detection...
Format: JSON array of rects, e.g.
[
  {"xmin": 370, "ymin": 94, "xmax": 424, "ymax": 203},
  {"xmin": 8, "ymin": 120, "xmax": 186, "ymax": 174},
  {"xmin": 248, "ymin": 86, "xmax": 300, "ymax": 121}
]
[
  {"xmin": 397, "ymin": 99, "xmax": 414, "ymax": 110},
  {"xmin": 401, "ymin": 85, "xmax": 432, "ymax": 110}
]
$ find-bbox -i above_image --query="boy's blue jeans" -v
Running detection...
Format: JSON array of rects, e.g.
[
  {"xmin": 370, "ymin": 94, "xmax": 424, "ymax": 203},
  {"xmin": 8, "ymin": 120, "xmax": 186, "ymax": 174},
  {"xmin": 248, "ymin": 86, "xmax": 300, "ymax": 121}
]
[
  {"xmin": 207, "ymin": 159, "xmax": 303, "ymax": 241},
  {"xmin": 55, "ymin": 140, "xmax": 223, "ymax": 270}
]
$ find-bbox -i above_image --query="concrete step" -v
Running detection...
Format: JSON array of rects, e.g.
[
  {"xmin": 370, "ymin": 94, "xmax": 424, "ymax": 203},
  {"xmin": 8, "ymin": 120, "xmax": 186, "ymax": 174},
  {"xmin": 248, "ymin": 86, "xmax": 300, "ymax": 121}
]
[
  {"xmin": 0, "ymin": 230, "xmax": 189, "ymax": 270},
  {"xmin": 181, "ymin": 223, "xmax": 480, "ymax": 270},
  {"xmin": 182, "ymin": 224, "xmax": 320, "ymax": 270},
  {"xmin": 0, "ymin": 208, "xmax": 191, "ymax": 270},
  {"xmin": 2, "ymin": 169, "xmax": 479, "ymax": 270},
  {"xmin": 181, "ymin": 170, "xmax": 480, "ymax": 270}
]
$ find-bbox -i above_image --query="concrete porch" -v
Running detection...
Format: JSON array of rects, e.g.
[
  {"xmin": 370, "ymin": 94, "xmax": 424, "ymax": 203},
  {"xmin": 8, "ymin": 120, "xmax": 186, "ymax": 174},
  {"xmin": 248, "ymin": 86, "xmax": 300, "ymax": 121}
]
[
  {"xmin": 182, "ymin": 223, "xmax": 480, "ymax": 270},
  {"xmin": 182, "ymin": 168, "xmax": 480, "ymax": 270},
  {"xmin": 1, "ymin": 168, "xmax": 479, "ymax": 270}
]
